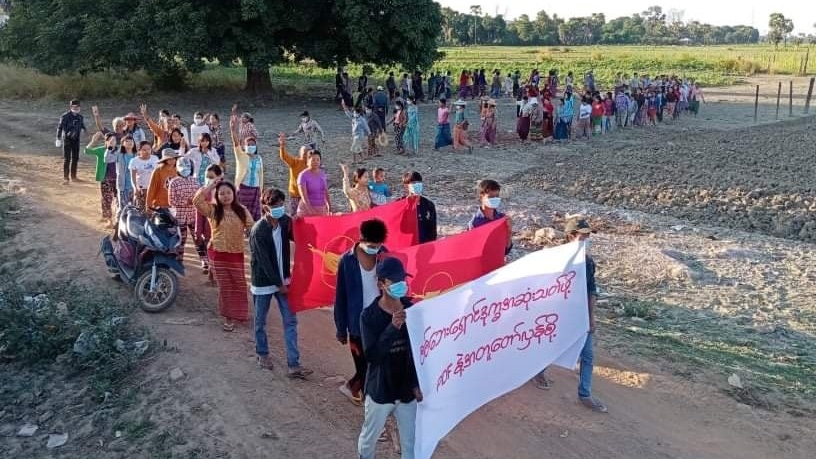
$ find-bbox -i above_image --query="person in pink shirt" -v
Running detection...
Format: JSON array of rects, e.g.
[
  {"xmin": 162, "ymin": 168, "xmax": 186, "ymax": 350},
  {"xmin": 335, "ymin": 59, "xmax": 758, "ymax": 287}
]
[{"xmin": 433, "ymin": 99, "xmax": 453, "ymax": 150}]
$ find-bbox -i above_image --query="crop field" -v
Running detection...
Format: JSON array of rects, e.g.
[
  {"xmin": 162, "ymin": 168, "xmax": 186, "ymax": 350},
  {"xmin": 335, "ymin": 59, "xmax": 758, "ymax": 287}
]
[{"xmin": 1, "ymin": 44, "xmax": 812, "ymax": 99}]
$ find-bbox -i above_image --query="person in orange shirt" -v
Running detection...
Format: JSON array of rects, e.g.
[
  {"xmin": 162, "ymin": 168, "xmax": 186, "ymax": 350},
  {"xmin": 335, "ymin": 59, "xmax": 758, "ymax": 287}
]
[
  {"xmin": 145, "ymin": 149, "xmax": 180, "ymax": 209},
  {"xmin": 278, "ymin": 133, "xmax": 311, "ymax": 216},
  {"xmin": 140, "ymin": 103, "xmax": 170, "ymax": 154}
]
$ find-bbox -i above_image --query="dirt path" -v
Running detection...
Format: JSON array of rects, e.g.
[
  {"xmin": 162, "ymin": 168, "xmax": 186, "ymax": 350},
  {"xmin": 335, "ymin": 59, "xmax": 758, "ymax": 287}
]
[{"xmin": 1, "ymin": 84, "xmax": 814, "ymax": 458}]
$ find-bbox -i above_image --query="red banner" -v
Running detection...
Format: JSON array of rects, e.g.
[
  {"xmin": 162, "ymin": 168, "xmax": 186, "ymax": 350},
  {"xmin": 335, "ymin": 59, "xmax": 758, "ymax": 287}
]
[
  {"xmin": 289, "ymin": 198, "xmax": 419, "ymax": 311},
  {"xmin": 390, "ymin": 218, "xmax": 509, "ymax": 301}
]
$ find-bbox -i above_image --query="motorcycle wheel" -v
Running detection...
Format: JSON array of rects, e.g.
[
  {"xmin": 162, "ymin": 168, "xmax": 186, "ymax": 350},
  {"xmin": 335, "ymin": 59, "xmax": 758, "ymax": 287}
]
[{"xmin": 134, "ymin": 267, "xmax": 178, "ymax": 313}]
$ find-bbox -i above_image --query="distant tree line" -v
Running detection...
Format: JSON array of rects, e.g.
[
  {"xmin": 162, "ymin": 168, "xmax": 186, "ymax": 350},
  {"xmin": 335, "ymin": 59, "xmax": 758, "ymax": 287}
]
[{"xmin": 441, "ymin": 6, "xmax": 765, "ymax": 46}]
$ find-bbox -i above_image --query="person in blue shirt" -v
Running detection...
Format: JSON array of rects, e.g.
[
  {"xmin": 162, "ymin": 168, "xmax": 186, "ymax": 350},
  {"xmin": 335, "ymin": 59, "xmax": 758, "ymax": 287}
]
[
  {"xmin": 368, "ymin": 167, "xmax": 391, "ymax": 206},
  {"xmin": 334, "ymin": 219, "xmax": 389, "ymax": 405},
  {"xmin": 468, "ymin": 179, "xmax": 513, "ymax": 255},
  {"xmin": 533, "ymin": 218, "xmax": 607, "ymax": 414}
]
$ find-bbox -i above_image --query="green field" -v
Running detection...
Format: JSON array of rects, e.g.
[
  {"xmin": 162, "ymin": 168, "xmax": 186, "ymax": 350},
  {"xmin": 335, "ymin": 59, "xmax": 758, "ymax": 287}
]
[{"xmin": 1, "ymin": 45, "xmax": 812, "ymax": 99}]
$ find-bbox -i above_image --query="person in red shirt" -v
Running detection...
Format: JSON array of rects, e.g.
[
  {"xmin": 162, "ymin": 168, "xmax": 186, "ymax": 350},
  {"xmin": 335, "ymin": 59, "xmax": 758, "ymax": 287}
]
[{"xmin": 590, "ymin": 95, "xmax": 605, "ymax": 135}]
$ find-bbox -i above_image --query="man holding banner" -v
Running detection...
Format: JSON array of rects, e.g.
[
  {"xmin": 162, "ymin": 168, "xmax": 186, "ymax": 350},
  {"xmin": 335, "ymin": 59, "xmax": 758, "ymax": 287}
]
[
  {"xmin": 534, "ymin": 218, "xmax": 607, "ymax": 413},
  {"xmin": 334, "ymin": 219, "xmax": 389, "ymax": 405},
  {"xmin": 358, "ymin": 257, "xmax": 421, "ymax": 459}
]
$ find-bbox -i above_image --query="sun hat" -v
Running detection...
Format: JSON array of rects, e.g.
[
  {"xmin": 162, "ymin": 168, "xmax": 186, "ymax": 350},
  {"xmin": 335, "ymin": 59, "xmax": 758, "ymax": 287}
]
[
  {"xmin": 453, "ymin": 99, "xmax": 467, "ymax": 107},
  {"xmin": 157, "ymin": 148, "xmax": 180, "ymax": 164},
  {"xmin": 376, "ymin": 131, "xmax": 389, "ymax": 147},
  {"xmin": 488, "ymin": 99, "xmax": 497, "ymax": 106},
  {"xmin": 123, "ymin": 112, "xmax": 140, "ymax": 121}
]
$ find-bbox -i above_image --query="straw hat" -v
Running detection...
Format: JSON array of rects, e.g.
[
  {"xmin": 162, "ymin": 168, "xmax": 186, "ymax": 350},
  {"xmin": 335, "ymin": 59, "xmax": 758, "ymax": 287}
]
[
  {"xmin": 453, "ymin": 99, "xmax": 467, "ymax": 107},
  {"xmin": 376, "ymin": 131, "xmax": 389, "ymax": 147},
  {"xmin": 157, "ymin": 148, "xmax": 180, "ymax": 164},
  {"xmin": 488, "ymin": 99, "xmax": 497, "ymax": 106}
]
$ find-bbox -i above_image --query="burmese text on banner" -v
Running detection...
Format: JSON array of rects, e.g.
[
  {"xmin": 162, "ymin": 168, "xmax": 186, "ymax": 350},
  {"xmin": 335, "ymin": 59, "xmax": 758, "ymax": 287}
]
[
  {"xmin": 388, "ymin": 217, "xmax": 508, "ymax": 301},
  {"xmin": 405, "ymin": 241, "xmax": 589, "ymax": 459},
  {"xmin": 289, "ymin": 198, "xmax": 419, "ymax": 311}
]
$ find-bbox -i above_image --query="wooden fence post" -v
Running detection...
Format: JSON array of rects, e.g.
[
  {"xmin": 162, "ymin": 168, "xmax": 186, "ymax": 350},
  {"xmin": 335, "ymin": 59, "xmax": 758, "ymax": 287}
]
[
  {"xmin": 776, "ymin": 82, "xmax": 782, "ymax": 119},
  {"xmin": 805, "ymin": 77, "xmax": 815, "ymax": 115},
  {"xmin": 804, "ymin": 48, "xmax": 810, "ymax": 76},
  {"xmin": 753, "ymin": 85, "xmax": 759, "ymax": 122},
  {"xmin": 789, "ymin": 81, "xmax": 794, "ymax": 117}
]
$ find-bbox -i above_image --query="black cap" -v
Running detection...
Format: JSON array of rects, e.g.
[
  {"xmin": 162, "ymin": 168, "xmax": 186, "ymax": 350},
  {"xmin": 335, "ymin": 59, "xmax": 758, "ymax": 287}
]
[
  {"xmin": 69, "ymin": 99, "xmax": 80, "ymax": 106},
  {"xmin": 376, "ymin": 257, "xmax": 412, "ymax": 283}
]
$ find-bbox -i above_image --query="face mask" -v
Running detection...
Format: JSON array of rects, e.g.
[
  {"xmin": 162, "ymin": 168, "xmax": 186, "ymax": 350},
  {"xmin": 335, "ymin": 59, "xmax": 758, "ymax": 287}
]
[
  {"xmin": 269, "ymin": 206, "xmax": 286, "ymax": 219},
  {"xmin": 301, "ymin": 117, "xmax": 309, "ymax": 123},
  {"xmin": 409, "ymin": 182, "xmax": 423, "ymax": 195},
  {"xmin": 205, "ymin": 178, "xmax": 216, "ymax": 186},
  {"xmin": 194, "ymin": 117, "xmax": 203, "ymax": 125},
  {"xmin": 71, "ymin": 108, "xmax": 80, "ymax": 114},
  {"xmin": 484, "ymin": 197, "xmax": 501, "ymax": 209},
  {"xmin": 362, "ymin": 244, "xmax": 380, "ymax": 256},
  {"xmin": 246, "ymin": 145, "xmax": 257, "ymax": 154},
  {"xmin": 365, "ymin": 109, "xmax": 372, "ymax": 115},
  {"xmin": 387, "ymin": 281, "xmax": 408, "ymax": 299}
]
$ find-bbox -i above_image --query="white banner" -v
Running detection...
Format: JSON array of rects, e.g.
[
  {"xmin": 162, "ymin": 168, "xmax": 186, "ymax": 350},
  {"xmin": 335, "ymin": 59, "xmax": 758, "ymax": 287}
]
[{"xmin": 405, "ymin": 241, "xmax": 590, "ymax": 459}]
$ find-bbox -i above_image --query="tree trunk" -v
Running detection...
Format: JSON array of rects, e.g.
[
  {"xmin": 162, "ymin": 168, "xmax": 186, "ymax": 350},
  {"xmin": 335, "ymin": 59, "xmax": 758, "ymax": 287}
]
[{"xmin": 244, "ymin": 66, "xmax": 273, "ymax": 94}]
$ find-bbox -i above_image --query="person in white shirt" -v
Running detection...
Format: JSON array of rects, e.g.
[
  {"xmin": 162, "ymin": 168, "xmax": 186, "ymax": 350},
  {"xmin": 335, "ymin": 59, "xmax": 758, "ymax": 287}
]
[
  {"xmin": 577, "ymin": 97, "xmax": 592, "ymax": 139},
  {"xmin": 293, "ymin": 111, "xmax": 326, "ymax": 147},
  {"xmin": 189, "ymin": 112, "xmax": 211, "ymax": 146},
  {"xmin": 185, "ymin": 133, "xmax": 221, "ymax": 185},
  {"xmin": 128, "ymin": 141, "xmax": 159, "ymax": 210}
]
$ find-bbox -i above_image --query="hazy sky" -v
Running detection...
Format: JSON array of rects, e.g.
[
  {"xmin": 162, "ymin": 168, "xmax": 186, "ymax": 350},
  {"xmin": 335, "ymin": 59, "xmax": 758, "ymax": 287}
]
[{"xmin": 437, "ymin": 1, "xmax": 815, "ymax": 34}]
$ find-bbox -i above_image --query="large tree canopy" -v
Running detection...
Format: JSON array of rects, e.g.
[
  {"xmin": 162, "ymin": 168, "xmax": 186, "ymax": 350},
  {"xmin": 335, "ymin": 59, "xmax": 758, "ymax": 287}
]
[{"xmin": 0, "ymin": 0, "xmax": 443, "ymax": 92}]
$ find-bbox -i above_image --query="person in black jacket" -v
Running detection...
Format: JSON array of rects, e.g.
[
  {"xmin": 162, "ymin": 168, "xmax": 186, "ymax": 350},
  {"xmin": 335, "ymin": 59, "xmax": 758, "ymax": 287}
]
[
  {"xmin": 334, "ymin": 219, "xmax": 388, "ymax": 404},
  {"xmin": 400, "ymin": 171, "xmax": 437, "ymax": 243},
  {"xmin": 56, "ymin": 99, "xmax": 88, "ymax": 185},
  {"xmin": 357, "ymin": 256, "xmax": 422, "ymax": 459},
  {"xmin": 250, "ymin": 188, "xmax": 313, "ymax": 379}
]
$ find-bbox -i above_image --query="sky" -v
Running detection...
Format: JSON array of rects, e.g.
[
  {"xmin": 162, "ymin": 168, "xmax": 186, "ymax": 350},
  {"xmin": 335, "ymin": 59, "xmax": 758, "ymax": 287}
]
[{"xmin": 437, "ymin": 0, "xmax": 815, "ymax": 34}]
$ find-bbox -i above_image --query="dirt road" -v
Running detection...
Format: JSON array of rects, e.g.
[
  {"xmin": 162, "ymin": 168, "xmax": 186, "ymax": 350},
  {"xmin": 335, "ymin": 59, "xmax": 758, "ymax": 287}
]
[{"xmin": 1, "ymin": 78, "xmax": 814, "ymax": 458}]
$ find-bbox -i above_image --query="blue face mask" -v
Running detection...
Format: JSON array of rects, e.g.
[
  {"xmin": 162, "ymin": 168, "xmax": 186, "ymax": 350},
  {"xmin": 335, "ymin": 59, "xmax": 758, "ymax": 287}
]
[
  {"xmin": 409, "ymin": 182, "xmax": 423, "ymax": 195},
  {"xmin": 268, "ymin": 206, "xmax": 285, "ymax": 219},
  {"xmin": 387, "ymin": 281, "xmax": 408, "ymax": 299},
  {"xmin": 485, "ymin": 197, "xmax": 501, "ymax": 209},
  {"xmin": 246, "ymin": 145, "xmax": 257, "ymax": 154},
  {"xmin": 362, "ymin": 244, "xmax": 380, "ymax": 255}
]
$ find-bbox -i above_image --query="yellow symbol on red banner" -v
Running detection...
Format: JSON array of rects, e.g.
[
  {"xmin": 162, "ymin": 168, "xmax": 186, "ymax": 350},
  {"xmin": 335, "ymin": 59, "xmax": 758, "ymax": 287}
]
[
  {"xmin": 308, "ymin": 235, "xmax": 355, "ymax": 289},
  {"xmin": 413, "ymin": 272, "xmax": 459, "ymax": 300}
]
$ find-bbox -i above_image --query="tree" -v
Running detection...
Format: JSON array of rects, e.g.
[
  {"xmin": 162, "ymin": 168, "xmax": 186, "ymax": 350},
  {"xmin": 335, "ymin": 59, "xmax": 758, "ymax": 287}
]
[
  {"xmin": 0, "ymin": 0, "xmax": 442, "ymax": 93},
  {"xmin": 469, "ymin": 5, "xmax": 482, "ymax": 45},
  {"xmin": 768, "ymin": 13, "xmax": 794, "ymax": 48},
  {"xmin": 513, "ymin": 14, "xmax": 535, "ymax": 43}
]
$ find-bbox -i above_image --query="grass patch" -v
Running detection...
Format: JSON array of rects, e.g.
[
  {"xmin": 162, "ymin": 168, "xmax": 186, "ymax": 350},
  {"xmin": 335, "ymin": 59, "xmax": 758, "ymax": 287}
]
[
  {"xmin": 602, "ymin": 298, "xmax": 815, "ymax": 410},
  {"xmin": 0, "ymin": 281, "xmax": 149, "ymax": 395}
]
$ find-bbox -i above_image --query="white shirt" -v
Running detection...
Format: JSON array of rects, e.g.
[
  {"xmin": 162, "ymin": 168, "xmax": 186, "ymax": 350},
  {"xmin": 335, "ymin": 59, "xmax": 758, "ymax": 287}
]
[
  {"xmin": 250, "ymin": 224, "xmax": 289, "ymax": 295},
  {"xmin": 185, "ymin": 147, "xmax": 221, "ymax": 182},
  {"xmin": 579, "ymin": 104, "xmax": 592, "ymax": 119},
  {"xmin": 189, "ymin": 123, "xmax": 211, "ymax": 145},
  {"xmin": 360, "ymin": 263, "xmax": 379, "ymax": 309},
  {"xmin": 128, "ymin": 156, "xmax": 159, "ymax": 189}
]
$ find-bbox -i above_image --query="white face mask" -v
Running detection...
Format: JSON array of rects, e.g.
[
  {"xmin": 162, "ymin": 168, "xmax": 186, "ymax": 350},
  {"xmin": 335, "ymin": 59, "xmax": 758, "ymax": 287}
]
[
  {"xmin": 71, "ymin": 108, "xmax": 80, "ymax": 114},
  {"xmin": 301, "ymin": 117, "xmax": 309, "ymax": 123},
  {"xmin": 194, "ymin": 117, "xmax": 203, "ymax": 125}
]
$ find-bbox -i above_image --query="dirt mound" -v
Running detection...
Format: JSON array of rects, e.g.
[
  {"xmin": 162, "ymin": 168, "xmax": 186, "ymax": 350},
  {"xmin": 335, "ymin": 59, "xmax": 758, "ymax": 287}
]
[{"xmin": 511, "ymin": 117, "xmax": 816, "ymax": 241}]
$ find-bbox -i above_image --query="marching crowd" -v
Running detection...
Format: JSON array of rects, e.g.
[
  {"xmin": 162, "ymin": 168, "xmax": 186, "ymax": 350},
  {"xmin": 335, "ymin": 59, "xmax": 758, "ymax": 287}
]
[{"xmin": 53, "ymin": 65, "xmax": 665, "ymax": 456}]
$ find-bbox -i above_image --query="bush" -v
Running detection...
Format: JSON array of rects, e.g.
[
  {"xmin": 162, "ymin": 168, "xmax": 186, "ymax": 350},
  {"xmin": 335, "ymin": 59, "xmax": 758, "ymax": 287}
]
[{"xmin": 0, "ymin": 282, "xmax": 149, "ymax": 394}]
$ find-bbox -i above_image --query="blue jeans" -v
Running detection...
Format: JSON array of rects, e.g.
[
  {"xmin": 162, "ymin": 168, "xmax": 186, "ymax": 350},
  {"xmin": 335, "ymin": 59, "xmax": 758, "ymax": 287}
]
[
  {"xmin": 358, "ymin": 396, "xmax": 416, "ymax": 459},
  {"xmin": 578, "ymin": 334, "xmax": 594, "ymax": 399},
  {"xmin": 253, "ymin": 292, "xmax": 300, "ymax": 368}
]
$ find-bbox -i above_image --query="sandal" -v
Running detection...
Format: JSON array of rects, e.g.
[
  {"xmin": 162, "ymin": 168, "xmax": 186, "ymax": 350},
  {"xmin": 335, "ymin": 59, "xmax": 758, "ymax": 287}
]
[{"xmin": 222, "ymin": 322, "xmax": 235, "ymax": 332}]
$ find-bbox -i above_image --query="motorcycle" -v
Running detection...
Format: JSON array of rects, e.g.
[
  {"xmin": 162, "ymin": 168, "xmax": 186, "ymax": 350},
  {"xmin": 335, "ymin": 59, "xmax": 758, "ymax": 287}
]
[{"xmin": 99, "ymin": 205, "xmax": 185, "ymax": 312}]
